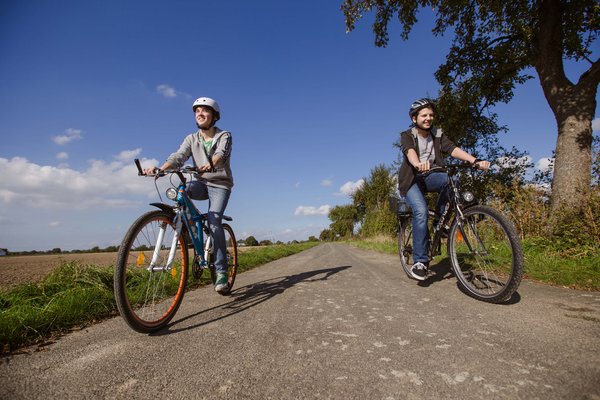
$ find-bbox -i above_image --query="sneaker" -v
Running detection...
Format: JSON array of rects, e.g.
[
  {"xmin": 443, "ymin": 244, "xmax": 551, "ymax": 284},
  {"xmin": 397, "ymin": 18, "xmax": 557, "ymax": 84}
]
[
  {"xmin": 410, "ymin": 262, "xmax": 428, "ymax": 281},
  {"xmin": 214, "ymin": 273, "xmax": 229, "ymax": 293}
]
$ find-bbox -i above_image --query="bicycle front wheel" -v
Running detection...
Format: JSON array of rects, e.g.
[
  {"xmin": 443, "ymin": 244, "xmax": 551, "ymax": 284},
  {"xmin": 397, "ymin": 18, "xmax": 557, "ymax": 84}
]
[
  {"xmin": 208, "ymin": 223, "xmax": 238, "ymax": 295},
  {"xmin": 397, "ymin": 216, "xmax": 414, "ymax": 279},
  {"xmin": 114, "ymin": 210, "xmax": 188, "ymax": 333},
  {"xmin": 448, "ymin": 205, "xmax": 523, "ymax": 303}
]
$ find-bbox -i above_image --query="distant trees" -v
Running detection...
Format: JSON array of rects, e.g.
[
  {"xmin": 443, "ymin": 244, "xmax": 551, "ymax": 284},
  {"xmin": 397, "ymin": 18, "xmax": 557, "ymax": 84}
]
[{"xmin": 321, "ymin": 164, "xmax": 397, "ymax": 240}]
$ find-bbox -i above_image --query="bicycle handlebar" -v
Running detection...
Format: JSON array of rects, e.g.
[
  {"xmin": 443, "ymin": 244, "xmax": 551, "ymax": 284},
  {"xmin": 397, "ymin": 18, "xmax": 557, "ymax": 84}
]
[
  {"xmin": 134, "ymin": 159, "xmax": 209, "ymax": 183},
  {"xmin": 417, "ymin": 163, "xmax": 486, "ymax": 177}
]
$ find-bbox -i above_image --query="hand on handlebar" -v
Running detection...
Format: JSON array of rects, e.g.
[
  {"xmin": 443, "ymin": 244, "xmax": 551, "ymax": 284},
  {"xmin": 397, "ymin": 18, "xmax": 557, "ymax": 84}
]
[
  {"xmin": 414, "ymin": 161, "xmax": 431, "ymax": 172},
  {"xmin": 473, "ymin": 160, "xmax": 491, "ymax": 171},
  {"xmin": 197, "ymin": 163, "xmax": 214, "ymax": 173},
  {"xmin": 143, "ymin": 166, "xmax": 161, "ymax": 176}
]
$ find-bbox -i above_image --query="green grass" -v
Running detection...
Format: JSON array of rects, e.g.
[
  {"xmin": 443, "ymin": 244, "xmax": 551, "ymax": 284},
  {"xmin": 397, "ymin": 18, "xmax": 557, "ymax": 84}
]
[
  {"xmin": 347, "ymin": 236, "xmax": 600, "ymax": 291},
  {"xmin": 0, "ymin": 242, "xmax": 319, "ymax": 353}
]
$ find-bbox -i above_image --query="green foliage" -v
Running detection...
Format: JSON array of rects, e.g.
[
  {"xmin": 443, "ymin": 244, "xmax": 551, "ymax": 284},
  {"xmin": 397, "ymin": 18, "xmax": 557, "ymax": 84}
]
[
  {"xmin": 352, "ymin": 164, "xmax": 398, "ymax": 238},
  {"xmin": 361, "ymin": 208, "xmax": 397, "ymax": 237},
  {"xmin": 328, "ymin": 204, "xmax": 359, "ymax": 238},
  {"xmin": 319, "ymin": 229, "xmax": 335, "ymax": 241},
  {"xmin": 352, "ymin": 164, "xmax": 396, "ymax": 217},
  {"xmin": 245, "ymin": 236, "xmax": 259, "ymax": 246}
]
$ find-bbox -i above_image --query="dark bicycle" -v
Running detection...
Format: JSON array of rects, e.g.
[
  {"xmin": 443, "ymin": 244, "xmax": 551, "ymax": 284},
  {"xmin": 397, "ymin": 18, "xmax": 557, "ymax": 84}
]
[
  {"xmin": 113, "ymin": 159, "xmax": 238, "ymax": 333},
  {"xmin": 397, "ymin": 164, "xmax": 523, "ymax": 303}
]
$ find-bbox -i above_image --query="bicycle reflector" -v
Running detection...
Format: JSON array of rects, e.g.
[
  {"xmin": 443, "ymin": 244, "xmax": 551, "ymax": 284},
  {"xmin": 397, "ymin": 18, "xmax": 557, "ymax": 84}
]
[{"xmin": 166, "ymin": 188, "xmax": 178, "ymax": 200}]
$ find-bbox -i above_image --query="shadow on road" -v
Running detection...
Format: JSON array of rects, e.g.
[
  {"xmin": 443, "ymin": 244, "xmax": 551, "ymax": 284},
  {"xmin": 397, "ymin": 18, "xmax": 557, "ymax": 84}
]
[
  {"xmin": 151, "ymin": 265, "xmax": 352, "ymax": 336},
  {"xmin": 417, "ymin": 258, "xmax": 453, "ymax": 287},
  {"xmin": 416, "ymin": 258, "xmax": 522, "ymax": 304}
]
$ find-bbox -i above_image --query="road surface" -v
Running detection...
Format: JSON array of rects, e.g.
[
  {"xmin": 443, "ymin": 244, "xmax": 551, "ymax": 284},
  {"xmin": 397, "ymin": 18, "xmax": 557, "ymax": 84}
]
[{"xmin": 1, "ymin": 243, "xmax": 599, "ymax": 399}]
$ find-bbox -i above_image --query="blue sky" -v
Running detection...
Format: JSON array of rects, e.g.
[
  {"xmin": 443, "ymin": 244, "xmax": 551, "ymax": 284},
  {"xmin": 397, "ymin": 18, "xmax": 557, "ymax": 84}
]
[{"xmin": 1, "ymin": 0, "xmax": 598, "ymax": 251}]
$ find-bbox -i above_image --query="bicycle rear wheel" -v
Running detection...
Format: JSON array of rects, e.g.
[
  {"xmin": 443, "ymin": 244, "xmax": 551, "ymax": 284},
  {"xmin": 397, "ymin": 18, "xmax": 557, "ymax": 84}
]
[
  {"xmin": 397, "ymin": 216, "xmax": 414, "ymax": 279},
  {"xmin": 448, "ymin": 205, "xmax": 523, "ymax": 303},
  {"xmin": 208, "ymin": 223, "xmax": 238, "ymax": 295},
  {"xmin": 114, "ymin": 210, "xmax": 188, "ymax": 333}
]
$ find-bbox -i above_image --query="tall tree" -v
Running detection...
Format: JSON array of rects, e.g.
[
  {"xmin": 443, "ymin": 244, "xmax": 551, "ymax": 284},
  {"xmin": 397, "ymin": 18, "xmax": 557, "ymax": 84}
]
[
  {"xmin": 328, "ymin": 204, "xmax": 360, "ymax": 238},
  {"xmin": 352, "ymin": 164, "xmax": 398, "ymax": 236},
  {"xmin": 342, "ymin": 0, "xmax": 599, "ymax": 215}
]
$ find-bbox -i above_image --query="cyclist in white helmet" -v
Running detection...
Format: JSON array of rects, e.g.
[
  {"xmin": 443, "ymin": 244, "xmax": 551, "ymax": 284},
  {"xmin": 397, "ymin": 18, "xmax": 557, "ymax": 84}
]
[
  {"xmin": 144, "ymin": 97, "xmax": 233, "ymax": 293},
  {"xmin": 397, "ymin": 98, "xmax": 490, "ymax": 281}
]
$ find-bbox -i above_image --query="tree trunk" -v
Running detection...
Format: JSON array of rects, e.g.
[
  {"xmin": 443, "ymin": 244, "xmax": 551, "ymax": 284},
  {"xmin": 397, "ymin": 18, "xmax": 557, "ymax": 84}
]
[
  {"xmin": 534, "ymin": 0, "xmax": 599, "ymax": 215},
  {"xmin": 549, "ymin": 89, "xmax": 595, "ymax": 212}
]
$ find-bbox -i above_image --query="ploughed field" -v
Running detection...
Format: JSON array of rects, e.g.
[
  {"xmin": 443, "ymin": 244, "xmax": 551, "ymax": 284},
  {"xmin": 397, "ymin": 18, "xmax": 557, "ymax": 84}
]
[
  {"xmin": 0, "ymin": 247, "xmax": 258, "ymax": 289},
  {"xmin": 0, "ymin": 252, "xmax": 119, "ymax": 289}
]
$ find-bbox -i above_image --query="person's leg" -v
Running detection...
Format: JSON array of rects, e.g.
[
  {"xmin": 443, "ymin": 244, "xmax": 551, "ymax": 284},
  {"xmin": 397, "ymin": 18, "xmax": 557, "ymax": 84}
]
[
  {"xmin": 424, "ymin": 172, "xmax": 449, "ymax": 218},
  {"xmin": 405, "ymin": 182, "xmax": 429, "ymax": 264},
  {"xmin": 206, "ymin": 185, "xmax": 231, "ymax": 279}
]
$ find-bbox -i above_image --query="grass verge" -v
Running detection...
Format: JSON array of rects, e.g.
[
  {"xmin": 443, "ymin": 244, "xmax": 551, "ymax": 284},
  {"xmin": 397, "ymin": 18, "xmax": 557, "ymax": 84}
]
[
  {"xmin": 0, "ymin": 242, "xmax": 319, "ymax": 354},
  {"xmin": 347, "ymin": 236, "xmax": 600, "ymax": 291}
]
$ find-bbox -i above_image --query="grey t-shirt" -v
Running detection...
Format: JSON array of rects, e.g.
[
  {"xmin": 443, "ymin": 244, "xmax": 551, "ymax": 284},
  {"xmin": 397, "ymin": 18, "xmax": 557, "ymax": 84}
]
[{"xmin": 417, "ymin": 133, "xmax": 435, "ymax": 163}]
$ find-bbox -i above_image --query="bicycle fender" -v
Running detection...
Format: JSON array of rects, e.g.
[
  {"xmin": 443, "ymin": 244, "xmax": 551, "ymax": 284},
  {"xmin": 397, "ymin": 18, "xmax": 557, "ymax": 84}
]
[{"xmin": 150, "ymin": 202, "xmax": 175, "ymax": 216}]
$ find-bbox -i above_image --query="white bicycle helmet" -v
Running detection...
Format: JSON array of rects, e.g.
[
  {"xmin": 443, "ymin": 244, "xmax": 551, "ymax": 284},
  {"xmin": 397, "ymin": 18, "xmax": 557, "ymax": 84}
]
[
  {"xmin": 409, "ymin": 98, "xmax": 435, "ymax": 118},
  {"xmin": 192, "ymin": 97, "xmax": 221, "ymax": 121}
]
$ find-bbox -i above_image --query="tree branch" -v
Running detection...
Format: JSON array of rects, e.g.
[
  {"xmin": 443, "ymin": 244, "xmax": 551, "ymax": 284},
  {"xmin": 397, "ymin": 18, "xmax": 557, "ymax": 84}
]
[{"xmin": 578, "ymin": 58, "xmax": 600, "ymax": 88}]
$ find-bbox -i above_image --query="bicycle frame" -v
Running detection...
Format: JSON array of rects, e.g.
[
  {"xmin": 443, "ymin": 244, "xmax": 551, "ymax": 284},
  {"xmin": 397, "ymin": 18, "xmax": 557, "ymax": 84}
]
[
  {"xmin": 133, "ymin": 157, "xmax": 213, "ymax": 273},
  {"xmin": 420, "ymin": 166, "xmax": 477, "ymax": 259},
  {"xmin": 175, "ymin": 181, "xmax": 213, "ymax": 265}
]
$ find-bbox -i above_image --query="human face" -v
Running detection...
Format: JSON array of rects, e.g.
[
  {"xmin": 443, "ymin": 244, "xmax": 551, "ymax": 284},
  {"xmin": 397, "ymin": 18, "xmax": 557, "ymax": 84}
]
[
  {"xmin": 195, "ymin": 106, "xmax": 215, "ymax": 129},
  {"xmin": 412, "ymin": 107, "xmax": 434, "ymax": 130}
]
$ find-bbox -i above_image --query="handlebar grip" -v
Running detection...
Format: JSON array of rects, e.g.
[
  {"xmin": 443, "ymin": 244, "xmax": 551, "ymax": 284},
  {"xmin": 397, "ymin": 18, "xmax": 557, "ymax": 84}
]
[{"xmin": 134, "ymin": 159, "xmax": 145, "ymax": 176}]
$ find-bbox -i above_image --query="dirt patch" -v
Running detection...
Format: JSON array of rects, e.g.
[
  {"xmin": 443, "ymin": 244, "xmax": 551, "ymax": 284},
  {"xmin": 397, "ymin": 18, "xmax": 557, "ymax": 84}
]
[{"xmin": 0, "ymin": 253, "xmax": 118, "ymax": 289}]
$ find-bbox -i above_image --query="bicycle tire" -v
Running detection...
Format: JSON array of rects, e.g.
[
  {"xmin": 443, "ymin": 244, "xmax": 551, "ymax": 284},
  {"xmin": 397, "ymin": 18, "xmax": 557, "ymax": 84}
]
[
  {"xmin": 208, "ymin": 223, "xmax": 238, "ymax": 295},
  {"xmin": 447, "ymin": 205, "xmax": 523, "ymax": 303},
  {"xmin": 114, "ymin": 210, "xmax": 189, "ymax": 333},
  {"xmin": 398, "ymin": 216, "xmax": 415, "ymax": 279}
]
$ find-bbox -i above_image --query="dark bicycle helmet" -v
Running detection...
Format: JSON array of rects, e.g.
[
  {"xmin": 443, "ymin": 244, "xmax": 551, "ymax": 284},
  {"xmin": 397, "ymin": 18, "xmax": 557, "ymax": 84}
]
[{"xmin": 409, "ymin": 98, "xmax": 435, "ymax": 118}]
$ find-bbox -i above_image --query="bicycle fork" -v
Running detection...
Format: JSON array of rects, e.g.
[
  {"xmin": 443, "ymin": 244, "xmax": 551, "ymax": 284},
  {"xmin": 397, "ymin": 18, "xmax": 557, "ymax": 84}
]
[{"xmin": 148, "ymin": 214, "xmax": 183, "ymax": 272}]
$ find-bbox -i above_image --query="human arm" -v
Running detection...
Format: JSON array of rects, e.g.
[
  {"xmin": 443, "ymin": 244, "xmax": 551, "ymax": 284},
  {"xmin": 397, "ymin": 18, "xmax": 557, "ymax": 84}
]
[
  {"xmin": 197, "ymin": 155, "xmax": 222, "ymax": 172},
  {"xmin": 406, "ymin": 149, "xmax": 432, "ymax": 172},
  {"xmin": 450, "ymin": 148, "xmax": 490, "ymax": 170},
  {"xmin": 143, "ymin": 135, "xmax": 193, "ymax": 175}
]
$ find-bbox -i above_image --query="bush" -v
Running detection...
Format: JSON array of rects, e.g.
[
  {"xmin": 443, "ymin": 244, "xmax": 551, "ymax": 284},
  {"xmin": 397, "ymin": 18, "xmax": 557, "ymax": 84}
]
[{"xmin": 360, "ymin": 208, "xmax": 397, "ymax": 238}]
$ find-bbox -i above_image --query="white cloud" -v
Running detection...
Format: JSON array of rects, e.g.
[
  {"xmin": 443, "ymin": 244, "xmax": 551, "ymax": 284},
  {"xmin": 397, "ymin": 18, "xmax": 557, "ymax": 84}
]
[
  {"xmin": 115, "ymin": 148, "xmax": 142, "ymax": 162},
  {"xmin": 535, "ymin": 157, "xmax": 554, "ymax": 172},
  {"xmin": 321, "ymin": 179, "xmax": 332, "ymax": 187},
  {"xmin": 336, "ymin": 179, "xmax": 364, "ymax": 196},
  {"xmin": 592, "ymin": 118, "xmax": 600, "ymax": 132},
  {"xmin": 0, "ymin": 189, "xmax": 16, "ymax": 203},
  {"xmin": 157, "ymin": 84, "xmax": 178, "ymax": 98},
  {"xmin": 52, "ymin": 128, "xmax": 82, "ymax": 145},
  {"xmin": 294, "ymin": 205, "xmax": 331, "ymax": 216},
  {"xmin": 56, "ymin": 152, "xmax": 69, "ymax": 160},
  {"xmin": 48, "ymin": 221, "xmax": 60, "ymax": 227},
  {"xmin": 295, "ymin": 182, "xmax": 300, "ymax": 188},
  {"xmin": 0, "ymin": 154, "xmax": 160, "ymax": 210}
]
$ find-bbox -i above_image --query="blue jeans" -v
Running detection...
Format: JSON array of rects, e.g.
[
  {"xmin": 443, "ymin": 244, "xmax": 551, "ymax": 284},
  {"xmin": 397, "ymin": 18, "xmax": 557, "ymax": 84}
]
[
  {"xmin": 405, "ymin": 172, "xmax": 449, "ymax": 264},
  {"xmin": 187, "ymin": 181, "xmax": 231, "ymax": 274}
]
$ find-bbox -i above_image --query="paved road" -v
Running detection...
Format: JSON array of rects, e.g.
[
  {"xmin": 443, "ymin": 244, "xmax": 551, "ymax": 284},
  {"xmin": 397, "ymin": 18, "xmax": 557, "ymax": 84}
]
[{"xmin": 1, "ymin": 243, "xmax": 599, "ymax": 399}]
